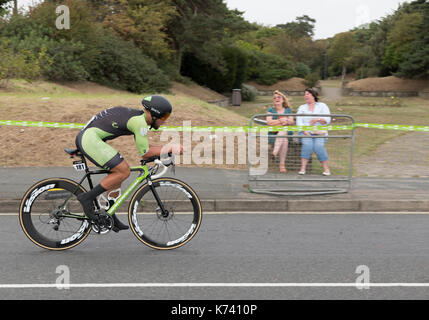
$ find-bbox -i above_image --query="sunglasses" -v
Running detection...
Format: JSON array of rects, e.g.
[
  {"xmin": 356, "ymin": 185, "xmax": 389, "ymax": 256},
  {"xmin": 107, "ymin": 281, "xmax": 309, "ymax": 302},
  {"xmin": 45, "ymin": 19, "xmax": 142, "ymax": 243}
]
[{"xmin": 159, "ymin": 112, "xmax": 171, "ymax": 121}]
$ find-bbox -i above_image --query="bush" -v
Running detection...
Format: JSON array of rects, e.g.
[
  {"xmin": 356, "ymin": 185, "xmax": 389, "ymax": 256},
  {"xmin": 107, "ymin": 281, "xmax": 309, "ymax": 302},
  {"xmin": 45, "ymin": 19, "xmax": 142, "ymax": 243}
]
[
  {"xmin": 43, "ymin": 39, "xmax": 89, "ymax": 81},
  {"xmin": 295, "ymin": 62, "xmax": 311, "ymax": 78},
  {"xmin": 241, "ymin": 83, "xmax": 258, "ymax": 101},
  {"xmin": 89, "ymin": 34, "xmax": 171, "ymax": 93},
  {"xmin": 244, "ymin": 49, "xmax": 294, "ymax": 85},
  {"xmin": 0, "ymin": 38, "xmax": 46, "ymax": 83},
  {"xmin": 181, "ymin": 46, "xmax": 248, "ymax": 93},
  {"xmin": 0, "ymin": 11, "xmax": 171, "ymax": 93},
  {"xmin": 303, "ymin": 72, "xmax": 320, "ymax": 88},
  {"xmin": 5, "ymin": 31, "xmax": 88, "ymax": 82}
]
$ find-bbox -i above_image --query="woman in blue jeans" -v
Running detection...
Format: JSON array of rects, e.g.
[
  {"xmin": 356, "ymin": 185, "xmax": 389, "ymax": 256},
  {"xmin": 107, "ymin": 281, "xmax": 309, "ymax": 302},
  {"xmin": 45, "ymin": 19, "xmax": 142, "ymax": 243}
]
[{"xmin": 296, "ymin": 88, "xmax": 331, "ymax": 176}]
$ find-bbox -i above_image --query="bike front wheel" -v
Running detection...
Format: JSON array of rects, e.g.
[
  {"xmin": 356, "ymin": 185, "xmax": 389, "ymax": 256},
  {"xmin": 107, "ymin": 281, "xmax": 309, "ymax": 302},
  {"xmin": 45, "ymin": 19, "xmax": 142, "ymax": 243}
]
[
  {"xmin": 19, "ymin": 178, "xmax": 91, "ymax": 251},
  {"xmin": 128, "ymin": 177, "xmax": 203, "ymax": 250}
]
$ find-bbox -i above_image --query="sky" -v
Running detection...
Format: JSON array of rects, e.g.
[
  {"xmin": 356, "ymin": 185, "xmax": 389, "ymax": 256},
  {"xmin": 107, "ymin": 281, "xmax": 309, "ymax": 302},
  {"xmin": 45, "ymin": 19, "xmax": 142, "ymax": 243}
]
[
  {"xmin": 225, "ymin": 0, "xmax": 408, "ymax": 39},
  {"xmin": 17, "ymin": 0, "xmax": 407, "ymax": 39}
]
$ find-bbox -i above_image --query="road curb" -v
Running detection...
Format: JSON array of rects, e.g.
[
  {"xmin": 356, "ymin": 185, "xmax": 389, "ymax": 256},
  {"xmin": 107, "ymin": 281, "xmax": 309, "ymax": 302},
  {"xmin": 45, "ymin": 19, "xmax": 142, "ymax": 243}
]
[
  {"xmin": 2, "ymin": 199, "xmax": 429, "ymax": 213},
  {"xmin": 0, "ymin": 200, "xmax": 19, "ymax": 213},
  {"xmin": 209, "ymin": 199, "xmax": 429, "ymax": 212}
]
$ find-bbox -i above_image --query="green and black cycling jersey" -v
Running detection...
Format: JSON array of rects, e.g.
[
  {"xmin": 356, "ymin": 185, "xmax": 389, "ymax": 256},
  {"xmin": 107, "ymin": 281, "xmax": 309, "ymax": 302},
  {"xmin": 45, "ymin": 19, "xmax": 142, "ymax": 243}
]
[{"xmin": 76, "ymin": 106, "xmax": 149, "ymax": 170}]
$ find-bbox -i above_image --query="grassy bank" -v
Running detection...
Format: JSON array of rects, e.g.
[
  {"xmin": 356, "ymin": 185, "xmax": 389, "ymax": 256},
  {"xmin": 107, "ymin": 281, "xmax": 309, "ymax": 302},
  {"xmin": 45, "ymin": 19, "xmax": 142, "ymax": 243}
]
[{"xmin": 0, "ymin": 80, "xmax": 249, "ymax": 167}]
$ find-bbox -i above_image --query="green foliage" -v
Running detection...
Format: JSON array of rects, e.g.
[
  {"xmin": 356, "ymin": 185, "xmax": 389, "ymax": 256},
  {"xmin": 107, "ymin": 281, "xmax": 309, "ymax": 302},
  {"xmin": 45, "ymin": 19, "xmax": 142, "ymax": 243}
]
[
  {"xmin": 328, "ymin": 32, "xmax": 356, "ymax": 69},
  {"xmin": 1, "ymin": 0, "xmax": 426, "ymax": 95},
  {"xmin": 395, "ymin": 1, "xmax": 429, "ymax": 78},
  {"xmin": 235, "ymin": 38, "xmax": 296, "ymax": 84},
  {"xmin": 396, "ymin": 38, "xmax": 429, "ymax": 79},
  {"xmin": 303, "ymin": 72, "xmax": 320, "ymax": 88},
  {"xmin": 241, "ymin": 47, "xmax": 294, "ymax": 85},
  {"xmin": 43, "ymin": 40, "xmax": 89, "ymax": 81},
  {"xmin": 27, "ymin": 0, "xmax": 99, "ymax": 43},
  {"xmin": 294, "ymin": 62, "xmax": 311, "ymax": 78},
  {"xmin": 228, "ymin": 46, "xmax": 248, "ymax": 89},
  {"xmin": 241, "ymin": 83, "xmax": 257, "ymax": 101},
  {"xmin": 181, "ymin": 46, "xmax": 248, "ymax": 93},
  {"xmin": 276, "ymin": 15, "xmax": 316, "ymax": 38},
  {"xmin": 93, "ymin": 0, "xmax": 177, "ymax": 61},
  {"xmin": 89, "ymin": 34, "xmax": 170, "ymax": 93},
  {"xmin": 382, "ymin": 12, "xmax": 423, "ymax": 71},
  {"xmin": 1, "ymin": 12, "xmax": 90, "ymax": 81},
  {"xmin": 0, "ymin": 3, "xmax": 169, "ymax": 92},
  {"xmin": 170, "ymin": 0, "xmax": 250, "ymax": 74},
  {"xmin": 0, "ymin": 38, "xmax": 48, "ymax": 83},
  {"xmin": 344, "ymin": 0, "xmax": 429, "ymax": 79}
]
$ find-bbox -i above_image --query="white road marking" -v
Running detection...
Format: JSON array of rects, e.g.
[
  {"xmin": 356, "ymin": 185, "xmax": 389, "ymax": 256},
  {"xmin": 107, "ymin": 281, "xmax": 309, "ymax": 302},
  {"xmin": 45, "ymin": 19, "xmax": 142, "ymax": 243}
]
[
  {"xmin": 2, "ymin": 212, "xmax": 429, "ymax": 216},
  {"xmin": 1, "ymin": 283, "xmax": 429, "ymax": 289}
]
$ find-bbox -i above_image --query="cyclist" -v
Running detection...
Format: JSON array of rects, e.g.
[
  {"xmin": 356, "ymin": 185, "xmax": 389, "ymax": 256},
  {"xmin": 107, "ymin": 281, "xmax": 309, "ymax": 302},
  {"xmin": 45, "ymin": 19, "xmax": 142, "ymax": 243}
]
[{"xmin": 75, "ymin": 95, "xmax": 183, "ymax": 232}]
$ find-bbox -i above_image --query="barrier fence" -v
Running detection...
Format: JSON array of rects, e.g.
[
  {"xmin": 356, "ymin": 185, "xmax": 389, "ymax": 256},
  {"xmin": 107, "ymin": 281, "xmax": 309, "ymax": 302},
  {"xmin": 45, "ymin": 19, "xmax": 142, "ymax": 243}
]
[{"xmin": 247, "ymin": 114, "xmax": 355, "ymax": 196}]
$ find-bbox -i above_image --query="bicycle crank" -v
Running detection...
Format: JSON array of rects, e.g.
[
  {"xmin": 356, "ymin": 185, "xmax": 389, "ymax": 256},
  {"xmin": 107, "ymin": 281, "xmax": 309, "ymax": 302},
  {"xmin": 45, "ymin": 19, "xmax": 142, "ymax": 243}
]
[{"xmin": 91, "ymin": 211, "xmax": 114, "ymax": 234}]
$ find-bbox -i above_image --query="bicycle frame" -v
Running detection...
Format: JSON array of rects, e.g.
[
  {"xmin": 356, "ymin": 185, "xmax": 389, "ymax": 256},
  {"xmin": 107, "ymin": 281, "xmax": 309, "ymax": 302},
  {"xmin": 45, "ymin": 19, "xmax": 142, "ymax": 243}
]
[
  {"xmin": 63, "ymin": 154, "xmax": 153, "ymax": 218},
  {"xmin": 107, "ymin": 166, "xmax": 149, "ymax": 215}
]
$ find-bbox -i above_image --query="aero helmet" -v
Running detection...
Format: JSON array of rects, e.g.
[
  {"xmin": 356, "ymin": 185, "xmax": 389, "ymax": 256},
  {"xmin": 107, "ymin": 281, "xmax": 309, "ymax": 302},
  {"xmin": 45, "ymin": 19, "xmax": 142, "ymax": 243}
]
[{"xmin": 142, "ymin": 95, "xmax": 172, "ymax": 121}]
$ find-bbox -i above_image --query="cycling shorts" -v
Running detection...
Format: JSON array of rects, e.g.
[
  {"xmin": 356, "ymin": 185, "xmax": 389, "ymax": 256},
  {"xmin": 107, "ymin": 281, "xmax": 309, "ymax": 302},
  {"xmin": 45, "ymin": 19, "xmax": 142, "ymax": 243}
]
[{"xmin": 75, "ymin": 128, "xmax": 124, "ymax": 171}]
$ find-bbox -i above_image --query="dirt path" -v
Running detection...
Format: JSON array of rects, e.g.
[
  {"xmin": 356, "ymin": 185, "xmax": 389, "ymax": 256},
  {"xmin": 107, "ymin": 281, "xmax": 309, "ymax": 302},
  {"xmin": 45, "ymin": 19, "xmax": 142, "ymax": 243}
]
[
  {"xmin": 354, "ymin": 132, "xmax": 429, "ymax": 178},
  {"xmin": 321, "ymin": 87, "xmax": 342, "ymax": 101}
]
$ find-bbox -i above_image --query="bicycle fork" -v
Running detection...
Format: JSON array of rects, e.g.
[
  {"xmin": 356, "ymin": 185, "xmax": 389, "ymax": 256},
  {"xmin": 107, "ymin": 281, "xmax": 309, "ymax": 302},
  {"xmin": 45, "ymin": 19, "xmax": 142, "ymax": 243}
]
[{"xmin": 147, "ymin": 180, "xmax": 169, "ymax": 218}]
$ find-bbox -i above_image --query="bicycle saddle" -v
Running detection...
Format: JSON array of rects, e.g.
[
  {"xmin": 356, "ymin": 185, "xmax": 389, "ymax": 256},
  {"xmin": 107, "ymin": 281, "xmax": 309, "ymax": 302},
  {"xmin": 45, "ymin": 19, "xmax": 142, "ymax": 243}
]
[{"xmin": 64, "ymin": 148, "xmax": 82, "ymax": 157}]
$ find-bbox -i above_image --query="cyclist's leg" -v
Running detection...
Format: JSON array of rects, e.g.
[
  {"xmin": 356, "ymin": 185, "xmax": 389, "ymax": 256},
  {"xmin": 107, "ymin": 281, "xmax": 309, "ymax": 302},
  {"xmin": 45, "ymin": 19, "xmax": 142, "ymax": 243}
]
[
  {"xmin": 75, "ymin": 129, "xmax": 128, "ymax": 227},
  {"xmin": 99, "ymin": 161, "xmax": 131, "ymax": 231},
  {"xmin": 100, "ymin": 160, "xmax": 130, "ymax": 192},
  {"xmin": 102, "ymin": 163, "xmax": 131, "ymax": 231}
]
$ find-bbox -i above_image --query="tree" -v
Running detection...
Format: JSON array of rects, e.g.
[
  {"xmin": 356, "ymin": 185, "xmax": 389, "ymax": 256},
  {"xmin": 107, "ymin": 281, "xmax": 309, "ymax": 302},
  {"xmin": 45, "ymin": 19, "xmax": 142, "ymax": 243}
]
[
  {"xmin": 89, "ymin": 33, "xmax": 171, "ymax": 93},
  {"xmin": 351, "ymin": 45, "xmax": 375, "ymax": 78},
  {"xmin": 181, "ymin": 46, "xmax": 248, "ymax": 92},
  {"xmin": 276, "ymin": 15, "xmax": 316, "ymax": 39},
  {"xmin": 92, "ymin": 0, "xmax": 177, "ymax": 61},
  {"xmin": 396, "ymin": 0, "xmax": 429, "ymax": 78},
  {"xmin": 327, "ymin": 32, "xmax": 357, "ymax": 86},
  {"xmin": 382, "ymin": 12, "xmax": 424, "ymax": 71},
  {"xmin": 265, "ymin": 30, "xmax": 316, "ymax": 64},
  {"xmin": 168, "ymin": 0, "xmax": 249, "ymax": 74},
  {"xmin": 235, "ymin": 36, "xmax": 295, "ymax": 85}
]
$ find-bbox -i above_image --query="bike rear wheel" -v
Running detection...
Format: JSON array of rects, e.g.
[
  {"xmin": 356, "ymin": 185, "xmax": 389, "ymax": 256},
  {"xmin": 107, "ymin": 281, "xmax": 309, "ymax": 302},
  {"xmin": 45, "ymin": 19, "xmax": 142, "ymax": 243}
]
[
  {"xmin": 128, "ymin": 177, "xmax": 202, "ymax": 250},
  {"xmin": 19, "ymin": 178, "xmax": 91, "ymax": 250}
]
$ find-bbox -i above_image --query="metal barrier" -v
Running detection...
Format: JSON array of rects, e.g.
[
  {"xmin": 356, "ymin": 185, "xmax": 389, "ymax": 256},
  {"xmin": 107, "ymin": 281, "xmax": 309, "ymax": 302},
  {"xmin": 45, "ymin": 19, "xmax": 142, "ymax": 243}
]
[{"xmin": 247, "ymin": 113, "xmax": 356, "ymax": 196}]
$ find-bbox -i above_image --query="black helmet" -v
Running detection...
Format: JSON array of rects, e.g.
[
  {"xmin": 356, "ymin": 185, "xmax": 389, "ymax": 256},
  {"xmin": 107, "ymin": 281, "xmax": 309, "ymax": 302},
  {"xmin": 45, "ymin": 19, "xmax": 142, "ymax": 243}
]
[{"xmin": 142, "ymin": 95, "xmax": 172, "ymax": 121}]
